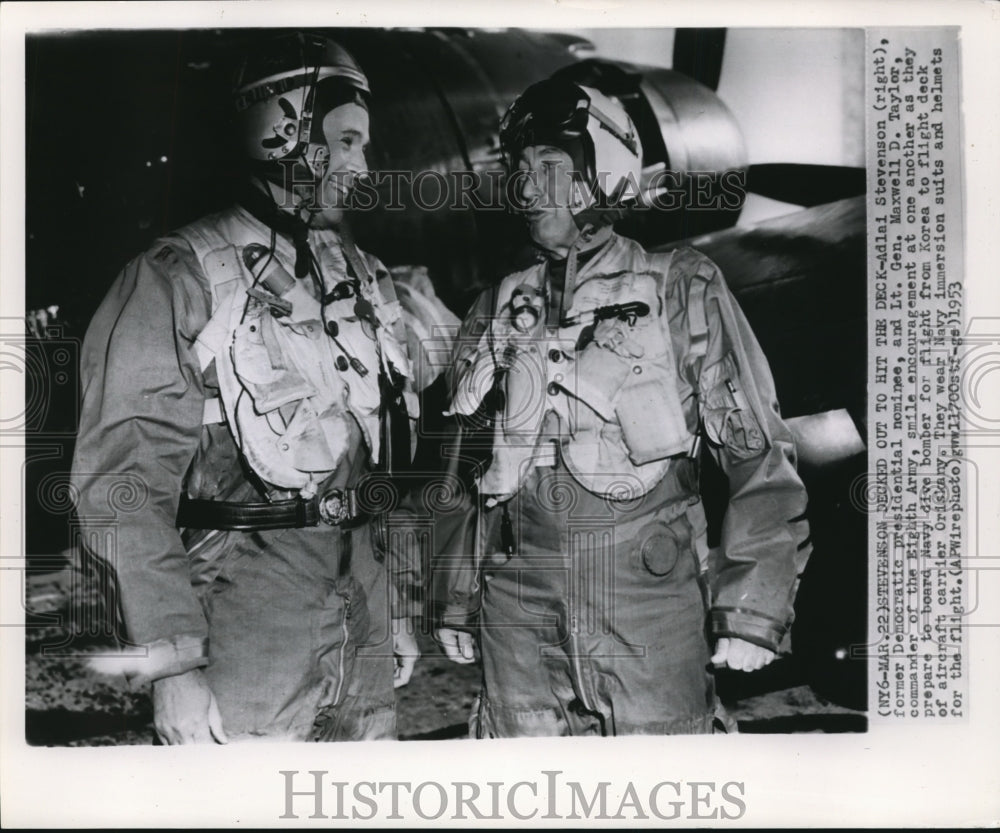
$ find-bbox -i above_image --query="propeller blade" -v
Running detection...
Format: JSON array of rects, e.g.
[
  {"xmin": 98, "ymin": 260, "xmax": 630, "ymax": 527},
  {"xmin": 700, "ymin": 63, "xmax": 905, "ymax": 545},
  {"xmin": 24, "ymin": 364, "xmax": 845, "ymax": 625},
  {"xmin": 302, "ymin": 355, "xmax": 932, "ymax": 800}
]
[{"xmin": 746, "ymin": 163, "xmax": 866, "ymax": 207}]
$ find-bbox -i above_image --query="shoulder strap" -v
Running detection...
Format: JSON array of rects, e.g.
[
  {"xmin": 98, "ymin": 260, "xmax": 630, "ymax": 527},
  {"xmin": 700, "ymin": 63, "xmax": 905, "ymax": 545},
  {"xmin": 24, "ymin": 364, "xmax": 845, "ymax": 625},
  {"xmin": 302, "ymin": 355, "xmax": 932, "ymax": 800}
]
[
  {"xmin": 652, "ymin": 246, "xmax": 718, "ymax": 459},
  {"xmin": 338, "ymin": 224, "xmax": 376, "ymax": 284},
  {"xmin": 659, "ymin": 246, "xmax": 718, "ymax": 385},
  {"xmin": 687, "ymin": 265, "xmax": 714, "ymax": 366},
  {"xmin": 165, "ymin": 218, "xmax": 251, "ymax": 427}
]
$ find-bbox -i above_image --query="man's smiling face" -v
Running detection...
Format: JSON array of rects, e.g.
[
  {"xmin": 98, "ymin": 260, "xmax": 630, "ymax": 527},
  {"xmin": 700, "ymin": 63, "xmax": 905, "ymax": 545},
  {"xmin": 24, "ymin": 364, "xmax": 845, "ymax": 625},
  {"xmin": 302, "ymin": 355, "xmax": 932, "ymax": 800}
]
[{"xmin": 307, "ymin": 102, "xmax": 370, "ymax": 228}]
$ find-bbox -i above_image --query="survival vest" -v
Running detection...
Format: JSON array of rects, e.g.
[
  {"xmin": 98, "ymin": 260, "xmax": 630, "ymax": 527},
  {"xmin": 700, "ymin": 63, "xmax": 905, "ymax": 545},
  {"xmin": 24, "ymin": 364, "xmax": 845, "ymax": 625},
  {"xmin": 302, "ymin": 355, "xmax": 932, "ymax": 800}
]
[
  {"xmin": 162, "ymin": 208, "xmax": 419, "ymax": 500},
  {"xmin": 449, "ymin": 235, "xmax": 722, "ymax": 502}
]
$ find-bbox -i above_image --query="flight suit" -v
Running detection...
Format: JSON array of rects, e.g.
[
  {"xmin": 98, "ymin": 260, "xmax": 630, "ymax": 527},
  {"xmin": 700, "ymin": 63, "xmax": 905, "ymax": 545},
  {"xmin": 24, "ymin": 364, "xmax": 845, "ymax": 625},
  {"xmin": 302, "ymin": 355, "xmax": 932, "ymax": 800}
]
[
  {"xmin": 72, "ymin": 205, "xmax": 424, "ymax": 741},
  {"xmin": 437, "ymin": 233, "xmax": 812, "ymax": 736}
]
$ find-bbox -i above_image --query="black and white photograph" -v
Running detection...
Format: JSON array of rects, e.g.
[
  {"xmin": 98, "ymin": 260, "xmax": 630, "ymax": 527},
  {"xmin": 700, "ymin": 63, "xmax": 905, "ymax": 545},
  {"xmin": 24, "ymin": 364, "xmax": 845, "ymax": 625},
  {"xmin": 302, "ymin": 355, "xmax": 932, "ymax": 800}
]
[{"xmin": 1, "ymin": 0, "xmax": 998, "ymax": 827}]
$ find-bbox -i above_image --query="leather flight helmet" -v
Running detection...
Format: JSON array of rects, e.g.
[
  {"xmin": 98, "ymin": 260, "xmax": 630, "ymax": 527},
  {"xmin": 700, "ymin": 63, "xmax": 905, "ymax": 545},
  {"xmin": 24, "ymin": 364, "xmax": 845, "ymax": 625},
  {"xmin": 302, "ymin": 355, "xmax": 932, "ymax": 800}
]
[{"xmin": 499, "ymin": 77, "xmax": 644, "ymax": 224}]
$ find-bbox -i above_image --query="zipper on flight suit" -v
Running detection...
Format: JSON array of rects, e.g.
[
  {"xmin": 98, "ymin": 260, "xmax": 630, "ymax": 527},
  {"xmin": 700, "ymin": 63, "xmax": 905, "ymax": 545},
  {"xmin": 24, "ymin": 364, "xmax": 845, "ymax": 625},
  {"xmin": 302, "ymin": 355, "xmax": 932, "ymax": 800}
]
[{"xmin": 330, "ymin": 593, "xmax": 352, "ymax": 708}]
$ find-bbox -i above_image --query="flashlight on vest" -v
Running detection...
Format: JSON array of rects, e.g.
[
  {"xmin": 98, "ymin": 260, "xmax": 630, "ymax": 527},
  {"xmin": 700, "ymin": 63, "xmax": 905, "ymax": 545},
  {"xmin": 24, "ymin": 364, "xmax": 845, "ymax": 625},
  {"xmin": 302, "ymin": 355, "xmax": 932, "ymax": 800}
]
[{"xmin": 244, "ymin": 243, "xmax": 296, "ymax": 295}]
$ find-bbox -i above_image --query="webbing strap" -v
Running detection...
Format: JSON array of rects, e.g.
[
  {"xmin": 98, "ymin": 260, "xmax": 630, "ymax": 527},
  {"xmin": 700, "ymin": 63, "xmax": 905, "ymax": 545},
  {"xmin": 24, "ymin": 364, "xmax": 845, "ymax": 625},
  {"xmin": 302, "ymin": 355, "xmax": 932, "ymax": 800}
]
[
  {"xmin": 560, "ymin": 240, "xmax": 582, "ymax": 323},
  {"xmin": 338, "ymin": 225, "xmax": 411, "ymax": 476},
  {"xmin": 688, "ymin": 270, "xmax": 711, "ymax": 362},
  {"xmin": 338, "ymin": 224, "xmax": 375, "ymax": 287}
]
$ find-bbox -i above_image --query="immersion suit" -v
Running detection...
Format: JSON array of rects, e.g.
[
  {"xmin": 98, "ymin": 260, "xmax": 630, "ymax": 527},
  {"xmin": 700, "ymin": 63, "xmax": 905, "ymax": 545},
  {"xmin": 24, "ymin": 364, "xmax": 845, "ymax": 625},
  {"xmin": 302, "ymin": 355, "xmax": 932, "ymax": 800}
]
[
  {"xmin": 438, "ymin": 233, "xmax": 812, "ymax": 736},
  {"xmin": 71, "ymin": 204, "xmax": 431, "ymax": 741}
]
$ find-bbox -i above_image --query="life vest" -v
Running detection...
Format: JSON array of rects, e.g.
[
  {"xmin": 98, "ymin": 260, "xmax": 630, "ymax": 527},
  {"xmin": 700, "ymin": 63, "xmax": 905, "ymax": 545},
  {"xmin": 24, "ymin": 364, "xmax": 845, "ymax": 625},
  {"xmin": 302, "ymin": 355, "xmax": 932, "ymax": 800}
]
[
  {"xmin": 449, "ymin": 235, "xmax": 702, "ymax": 502},
  {"xmin": 164, "ymin": 208, "xmax": 419, "ymax": 499}
]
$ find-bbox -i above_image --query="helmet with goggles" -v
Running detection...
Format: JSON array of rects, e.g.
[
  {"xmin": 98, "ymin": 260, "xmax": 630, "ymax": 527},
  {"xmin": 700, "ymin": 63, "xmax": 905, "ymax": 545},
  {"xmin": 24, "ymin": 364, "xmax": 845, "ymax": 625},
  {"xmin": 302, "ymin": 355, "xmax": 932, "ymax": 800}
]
[
  {"xmin": 232, "ymin": 32, "xmax": 371, "ymax": 186},
  {"xmin": 499, "ymin": 77, "xmax": 643, "ymax": 224}
]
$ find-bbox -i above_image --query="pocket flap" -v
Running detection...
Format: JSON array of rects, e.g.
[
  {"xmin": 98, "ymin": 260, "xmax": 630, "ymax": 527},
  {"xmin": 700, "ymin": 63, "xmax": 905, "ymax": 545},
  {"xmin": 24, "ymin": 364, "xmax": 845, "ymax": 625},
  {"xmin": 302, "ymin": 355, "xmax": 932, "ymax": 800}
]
[{"xmin": 700, "ymin": 351, "xmax": 767, "ymax": 459}]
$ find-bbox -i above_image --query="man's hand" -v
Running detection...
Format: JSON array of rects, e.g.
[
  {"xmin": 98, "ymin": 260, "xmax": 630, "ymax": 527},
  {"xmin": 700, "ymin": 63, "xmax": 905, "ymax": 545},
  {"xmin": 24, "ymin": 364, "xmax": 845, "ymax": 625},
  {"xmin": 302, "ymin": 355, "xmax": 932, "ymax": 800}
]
[
  {"xmin": 711, "ymin": 637, "xmax": 775, "ymax": 672},
  {"xmin": 434, "ymin": 627, "xmax": 476, "ymax": 664},
  {"xmin": 392, "ymin": 618, "xmax": 421, "ymax": 688},
  {"xmin": 152, "ymin": 668, "xmax": 228, "ymax": 744}
]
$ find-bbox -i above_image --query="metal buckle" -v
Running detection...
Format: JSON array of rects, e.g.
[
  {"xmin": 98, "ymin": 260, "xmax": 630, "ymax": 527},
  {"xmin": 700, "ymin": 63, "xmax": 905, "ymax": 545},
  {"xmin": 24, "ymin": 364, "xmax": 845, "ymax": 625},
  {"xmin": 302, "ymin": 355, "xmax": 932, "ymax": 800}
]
[{"xmin": 318, "ymin": 488, "xmax": 357, "ymax": 526}]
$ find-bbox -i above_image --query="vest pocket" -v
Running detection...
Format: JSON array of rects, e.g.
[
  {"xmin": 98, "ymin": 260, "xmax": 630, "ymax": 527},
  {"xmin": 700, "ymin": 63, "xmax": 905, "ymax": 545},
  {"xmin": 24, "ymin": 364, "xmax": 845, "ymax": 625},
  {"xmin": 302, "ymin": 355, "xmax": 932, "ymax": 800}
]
[
  {"xmin": 700, "ymin": 351, "xmax": 767, "ymax": 460},
  {"xmin": 574, "ymin": 342, "xmax": 690, "ymax": 464},
  {"xmin": 277, "ymin": 399, "xmax": 350, "ymax": 473},
  {"xmin": 615, "ymin": 362, "xmax": 691, "ymax": 464},
  {"xmin": 230, "ymin": 305, "xmax": 314, "ymax": 412}
]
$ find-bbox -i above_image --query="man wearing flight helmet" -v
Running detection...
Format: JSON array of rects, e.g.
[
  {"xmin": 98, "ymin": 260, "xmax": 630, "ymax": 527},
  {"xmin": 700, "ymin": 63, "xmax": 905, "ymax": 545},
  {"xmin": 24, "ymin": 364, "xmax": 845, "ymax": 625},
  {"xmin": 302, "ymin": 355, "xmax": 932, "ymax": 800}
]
[
  {"xmin": 435, "ymin": 77, "xmax": 812, "ymax": 736},
  {"xmin": 72, "ymin": 32, "xmax": 423, "ymax": 743}
]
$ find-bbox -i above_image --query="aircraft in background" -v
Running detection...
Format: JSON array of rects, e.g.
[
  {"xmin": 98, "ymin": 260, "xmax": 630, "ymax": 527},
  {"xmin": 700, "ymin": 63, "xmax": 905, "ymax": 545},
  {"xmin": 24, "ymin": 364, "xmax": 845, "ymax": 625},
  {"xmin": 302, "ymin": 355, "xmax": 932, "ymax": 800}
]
[{"xmin": 23, "ymin": 27, "xmax": 869, "ymax": 711}]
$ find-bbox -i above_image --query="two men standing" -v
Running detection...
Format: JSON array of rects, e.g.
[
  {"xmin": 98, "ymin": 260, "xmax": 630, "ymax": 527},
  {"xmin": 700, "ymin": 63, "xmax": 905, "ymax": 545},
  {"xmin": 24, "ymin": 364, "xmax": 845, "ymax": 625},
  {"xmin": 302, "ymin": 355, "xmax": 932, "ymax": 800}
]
[{"xmin": 72, "ymin": 34, "xmax": 811, "ymax": 742}]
